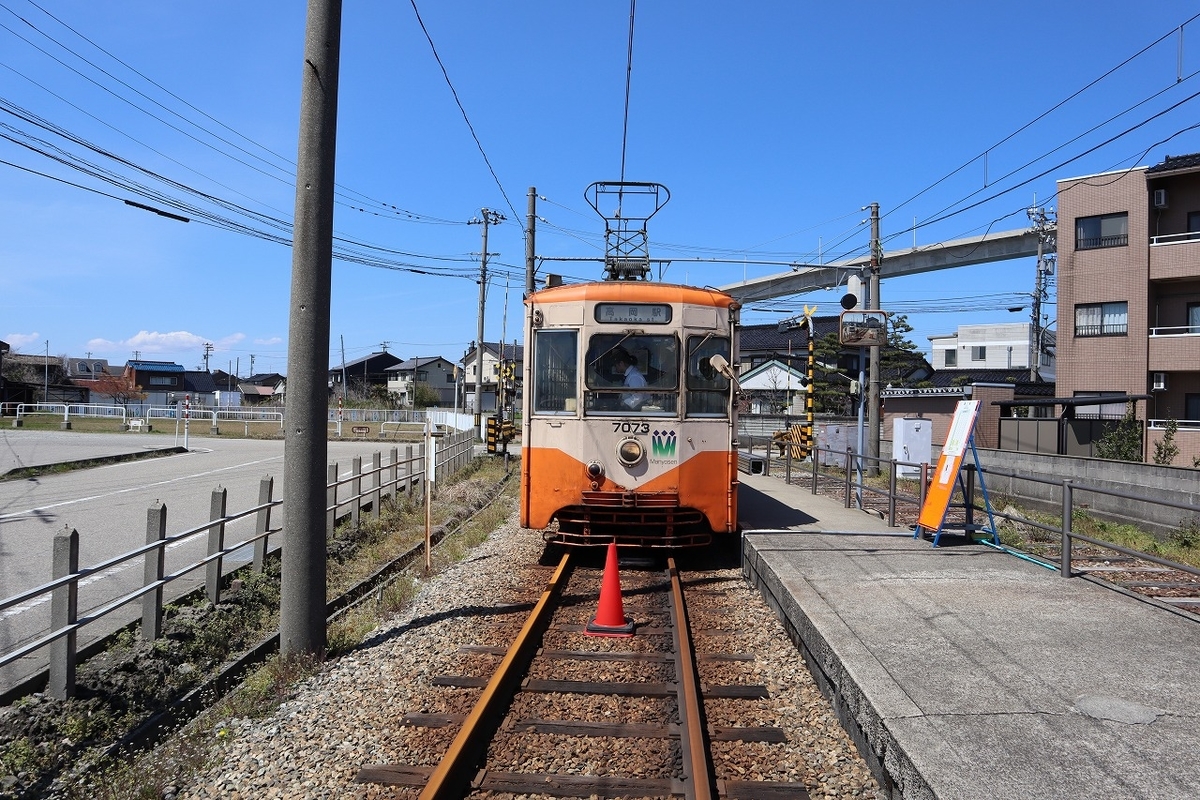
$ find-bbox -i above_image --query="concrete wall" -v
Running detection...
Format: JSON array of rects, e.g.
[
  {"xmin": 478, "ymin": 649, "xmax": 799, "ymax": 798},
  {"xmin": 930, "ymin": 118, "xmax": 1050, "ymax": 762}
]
[{"xmin": 976, "ymin": 447, "xmax": 1199, "ymax": 536}]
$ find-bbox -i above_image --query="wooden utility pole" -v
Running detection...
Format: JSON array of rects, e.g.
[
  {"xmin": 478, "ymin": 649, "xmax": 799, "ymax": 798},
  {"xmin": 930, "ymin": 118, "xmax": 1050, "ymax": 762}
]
[{"xmin": 281, "ymin": 0, "xmax": 342, "ymax": 658}]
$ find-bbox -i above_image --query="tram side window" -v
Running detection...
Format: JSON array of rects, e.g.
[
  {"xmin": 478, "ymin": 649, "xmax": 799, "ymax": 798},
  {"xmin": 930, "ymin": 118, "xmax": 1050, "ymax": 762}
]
[
  {"xmin": 533, "ymin": 330, "xmax": 578, "ymax": 413},
  {"xmin": 584, "ymin": 333, "xmax": 679, "ymax": 414},
  {"xmin": 686, "ymin": 336, "xmax": 731, "ymax": 417}
]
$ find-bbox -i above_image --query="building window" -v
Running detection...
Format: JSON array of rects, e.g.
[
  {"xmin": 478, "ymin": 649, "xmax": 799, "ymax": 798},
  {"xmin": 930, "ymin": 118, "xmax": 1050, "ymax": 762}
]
[
  {"xmin": 944, "ymin": 349, "xmax": 957, "ymax": 367},
  {"xmin": 149, "ymin": 376, "xmax": 177, "ymax": 386},
  {"xmin": 1075, "ymin": 212, "xmax": 1128, "ymax": 250},
  {"xmin": 1186, "ymin": 393, "xmax": 1200, "ymax": 421},
  {"xmin": 970, "ymin": 346, "xmax": 985, "ymax": 361},
  {"xmin": 1188, "ymin": 303, "xmax": 1200, "ymax": 334},
  {"xmin": 1188, "ymin": 211, "xmax": 1200, "ymax": 239},
  {"xmin": 1075, "ymin": 301, "xmax": 1128, "ymax": 337}
]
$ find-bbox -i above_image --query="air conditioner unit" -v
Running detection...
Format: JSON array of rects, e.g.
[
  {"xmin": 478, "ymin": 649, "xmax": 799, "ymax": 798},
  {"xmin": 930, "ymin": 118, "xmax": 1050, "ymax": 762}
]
[
  {"xmin": 1153, "ymin": 188, "xmax": 1169, "ymax": 209},
  {"xmin": 1152, "ymin": 372, "xmax": 1167, "ymax": 391}
]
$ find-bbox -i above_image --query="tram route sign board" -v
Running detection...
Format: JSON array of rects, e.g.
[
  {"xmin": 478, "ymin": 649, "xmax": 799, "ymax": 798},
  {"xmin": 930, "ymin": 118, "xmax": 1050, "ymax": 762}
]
[{"xmin": 917, "ymin": 400, "xmax": 980, "ymax": 534}]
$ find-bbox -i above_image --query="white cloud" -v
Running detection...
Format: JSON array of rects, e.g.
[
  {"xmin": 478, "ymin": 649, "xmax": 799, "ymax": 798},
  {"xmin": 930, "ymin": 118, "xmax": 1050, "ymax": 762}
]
[
  {"xmin": 216, "ymin": 333, "xmax": 246, "ymax": 350},
  {"xmin": 2, "ymin": 332, "xmax": 41, "ymax": 351},
  {"xmin": 86, "ymin": 331, "xmax": 207, "ymax": 360},
  {"xmin": 254, "ymin": 337, "xmax": 283, "ymax": 346}
]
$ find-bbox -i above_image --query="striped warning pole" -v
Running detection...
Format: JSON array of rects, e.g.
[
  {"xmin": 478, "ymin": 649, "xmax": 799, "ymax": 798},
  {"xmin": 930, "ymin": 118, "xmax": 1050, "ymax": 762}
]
[{"xmin": 804, "ymin": 330, "xmax": 814, "ymax": 458}]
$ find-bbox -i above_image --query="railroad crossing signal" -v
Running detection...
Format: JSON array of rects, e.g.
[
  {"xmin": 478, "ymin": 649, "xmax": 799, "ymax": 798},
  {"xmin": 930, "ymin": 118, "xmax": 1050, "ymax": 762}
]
[{"xmin": 485, "ymin": 416, "xmax": 515, "ymax": 454}]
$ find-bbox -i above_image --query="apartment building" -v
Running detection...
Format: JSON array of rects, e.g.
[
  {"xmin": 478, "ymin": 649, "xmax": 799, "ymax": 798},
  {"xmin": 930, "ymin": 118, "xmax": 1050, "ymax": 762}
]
[{"xmin": 1056, "ymin": 152, "xmax": 1200, "ymax": 465}]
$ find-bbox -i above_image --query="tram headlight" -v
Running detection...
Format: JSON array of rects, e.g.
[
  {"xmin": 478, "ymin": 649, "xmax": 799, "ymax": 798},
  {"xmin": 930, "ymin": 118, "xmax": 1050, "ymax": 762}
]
[
  {"xmin": 586, "ymin": 461, "xmax": 604, "ymax": 480},
  {"xmin": 616, "ymin": 437, "xmax": 645, "ymax": 467}
]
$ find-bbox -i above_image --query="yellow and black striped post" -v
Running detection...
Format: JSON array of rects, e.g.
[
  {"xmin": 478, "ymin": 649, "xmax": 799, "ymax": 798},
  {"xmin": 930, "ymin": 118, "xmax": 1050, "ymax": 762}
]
[
  {"xmin": 803, "ymin": 331, "xmax": 815, "ymax": 458},
  {"xmin": 485, "ymin": 416, "xmax": 499, "ymax": 453}
]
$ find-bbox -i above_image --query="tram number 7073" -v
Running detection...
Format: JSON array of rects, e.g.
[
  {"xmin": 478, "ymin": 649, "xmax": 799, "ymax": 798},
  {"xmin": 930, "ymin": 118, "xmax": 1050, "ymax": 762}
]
[{"xmin": 612, "ymin": 421, "xmax": 651, "ymax": 434}]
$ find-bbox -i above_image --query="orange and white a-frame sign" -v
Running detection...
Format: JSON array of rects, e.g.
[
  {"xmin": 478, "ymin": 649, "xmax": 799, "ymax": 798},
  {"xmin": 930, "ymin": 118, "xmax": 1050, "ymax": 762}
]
[{"xmin": 917, "ymin": 400, "xmax": 981, "ymax": 534}]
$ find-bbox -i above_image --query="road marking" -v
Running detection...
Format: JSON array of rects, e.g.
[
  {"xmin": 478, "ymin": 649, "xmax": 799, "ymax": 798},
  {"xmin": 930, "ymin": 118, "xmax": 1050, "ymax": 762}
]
[{"xmin": 0, "ymin": 456, "xmax": 281, "ymax": 522}]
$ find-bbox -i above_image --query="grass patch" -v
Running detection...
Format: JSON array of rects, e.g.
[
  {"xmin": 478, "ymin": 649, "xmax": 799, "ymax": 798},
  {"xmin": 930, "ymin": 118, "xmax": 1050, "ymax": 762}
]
[{"xmin": 26, "ymin": 456, "xmax": 515, "ymax": 799}]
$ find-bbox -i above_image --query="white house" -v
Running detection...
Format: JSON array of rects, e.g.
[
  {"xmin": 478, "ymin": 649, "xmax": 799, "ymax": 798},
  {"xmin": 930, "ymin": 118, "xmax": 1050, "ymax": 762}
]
[{"xmin": 928, "ymin": 322, "xmax": 1056, "ymax": 382}]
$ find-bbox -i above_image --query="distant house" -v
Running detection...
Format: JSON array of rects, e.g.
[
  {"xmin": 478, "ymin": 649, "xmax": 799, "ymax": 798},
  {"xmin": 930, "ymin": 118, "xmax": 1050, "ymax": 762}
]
[
  {"xmin": 238, "ymin": 373, "xmax": 286, "ymax": 405},
  {"xmin": 182, "ymin": 371, "xmax": 219, "ymax": 407},
  {"xmin": 329, "ymin": 351, "xmax": 402, "ymax": 397},
  {"xmin": 124, "ymin": 360, "xmax": 186, "ymax": 406},
  {"xmin": 64, "ymin": 357, "xmax": 113, "ymax": 382},
  {"xmin": 2, "ymin": 351, "xmax": 82, "ymax": 405},
  {"xmin": 738, "ymin": 321, "xmax": 932, "ymax": 417},
  {"xmin": 928, "ymin": 321, "xmax": 1055, "ymax": 382},
  {"xmin": 386, "ymin": 356, "xmax": 458, "ymax": 407},
  {"xmin": 462, "ymin": 342, "xmax": 523, "ymax": 414},
  {"xmin": 882, "ymin": 370, "xmax": 1055, "ymax": 451},
  {"xmin": 738, "ymin": 359, "xmax": 809, "ymax": 414}
]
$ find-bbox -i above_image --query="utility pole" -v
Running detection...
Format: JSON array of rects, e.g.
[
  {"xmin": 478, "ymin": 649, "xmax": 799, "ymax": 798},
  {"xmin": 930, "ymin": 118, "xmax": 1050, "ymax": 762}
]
[
  {"xmin": 43, "ymin": 340, "xmax": 49, "ymax": 401},
  {"xmin": 250, "ymin": 354, "xmax": 256, "ymax": 377},
  {"xmin": 281, "ymin": 0, "xmax": 342, "ymax": 659},
  {"xmin": 867, "ymin": 202, "xmax": 882, "ymax": 477},
  {"xmin": 526, "ymin": 187, "xmax": 537, "ymax": 295},
  {"xmin": 1026, "ymin": 205, "xmax": 1056, "ymax": 381},
  {"xmin": 202, "ymin": 342, "xmax": 214, "ymax": 372},
  {"xmin": 470, "ymin": 208, "xmax": 504, "ymax": 436}
]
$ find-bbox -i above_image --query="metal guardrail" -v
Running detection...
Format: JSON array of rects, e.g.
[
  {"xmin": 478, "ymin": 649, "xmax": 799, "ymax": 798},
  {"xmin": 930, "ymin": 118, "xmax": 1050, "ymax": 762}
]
[
  {"xmin": 770, "ymin": 444, "xmax": 1200, "ymax": 587},
  {"xmin": 0, "ymin": 429, "xmax": 475, "ymax": 700}
]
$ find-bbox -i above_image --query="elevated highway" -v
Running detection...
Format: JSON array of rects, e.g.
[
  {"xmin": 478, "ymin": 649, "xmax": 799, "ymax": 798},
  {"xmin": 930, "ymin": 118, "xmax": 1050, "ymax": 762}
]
[{"xmin": 720, "ymin": 227, "xmax": 1047, "ymax": 303}]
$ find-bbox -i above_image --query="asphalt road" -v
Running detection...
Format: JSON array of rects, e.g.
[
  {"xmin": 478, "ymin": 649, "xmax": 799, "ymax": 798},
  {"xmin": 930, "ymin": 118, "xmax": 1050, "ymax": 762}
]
[{"xmin": 0, "ymin": 429, "xmax": 409, "ymax": 695}]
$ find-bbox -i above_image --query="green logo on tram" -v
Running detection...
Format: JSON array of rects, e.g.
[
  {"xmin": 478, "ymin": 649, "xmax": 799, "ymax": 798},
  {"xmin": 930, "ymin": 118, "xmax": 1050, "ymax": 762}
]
[{"xmin": 651, "ymin": 429, "xmax": 677, "ymax": 458}]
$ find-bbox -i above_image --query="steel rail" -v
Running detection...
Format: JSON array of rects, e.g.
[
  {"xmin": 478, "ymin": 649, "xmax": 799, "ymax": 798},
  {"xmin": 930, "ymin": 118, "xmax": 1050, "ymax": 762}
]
[
  {"xmin": 417, "ymin": 550, "xmax": 573, "ymax": 800},
  {"xmin": 668, "ymin": 557, "xmax": 715, "ymax": 800}
]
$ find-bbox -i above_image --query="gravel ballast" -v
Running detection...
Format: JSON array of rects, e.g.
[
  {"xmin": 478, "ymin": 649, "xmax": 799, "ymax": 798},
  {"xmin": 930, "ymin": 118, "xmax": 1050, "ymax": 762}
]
[{"xmin": 169, "ymin": 509, "xmax": 882, "ymax": 799}]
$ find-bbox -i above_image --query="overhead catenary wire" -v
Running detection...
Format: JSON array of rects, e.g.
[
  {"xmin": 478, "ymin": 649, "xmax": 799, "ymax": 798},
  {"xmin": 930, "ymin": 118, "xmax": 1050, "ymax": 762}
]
[{"xmin": 407, "ymin": 0, "xmax": 521, "ymax": 230}]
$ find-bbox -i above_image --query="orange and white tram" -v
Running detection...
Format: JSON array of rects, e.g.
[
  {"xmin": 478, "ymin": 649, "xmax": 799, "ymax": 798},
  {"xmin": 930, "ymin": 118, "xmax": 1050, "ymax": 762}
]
[{"xmin": 520, "ymin": 280, "xmax": 740, "ymax": 548}]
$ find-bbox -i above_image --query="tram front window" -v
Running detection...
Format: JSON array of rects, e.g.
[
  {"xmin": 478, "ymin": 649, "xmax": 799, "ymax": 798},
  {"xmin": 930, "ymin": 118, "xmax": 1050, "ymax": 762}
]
[
  {"xmin": 532, "ymin": 329, "xmax": 578, "ymax": 413},
  {"xmin": 686, "ymin": 335, "xmax": 731, "ymax": 417},
  {"xmin": 584, "ymin": 333, "xmax": 679, "ymax": 415}
]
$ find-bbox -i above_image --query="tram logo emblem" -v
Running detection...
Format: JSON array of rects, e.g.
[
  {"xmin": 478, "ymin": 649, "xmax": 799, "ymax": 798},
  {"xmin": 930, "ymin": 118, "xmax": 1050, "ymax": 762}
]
[{"xmin": 651, "ymin": 429, "xmax": 677, "ymax": 459}]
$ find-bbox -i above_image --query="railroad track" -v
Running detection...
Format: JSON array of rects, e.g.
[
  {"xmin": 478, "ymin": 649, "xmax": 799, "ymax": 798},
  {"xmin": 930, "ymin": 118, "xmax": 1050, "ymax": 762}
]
[{"xmin": 355, "ymin": 549, "xmax": 813, "ymax": 799}]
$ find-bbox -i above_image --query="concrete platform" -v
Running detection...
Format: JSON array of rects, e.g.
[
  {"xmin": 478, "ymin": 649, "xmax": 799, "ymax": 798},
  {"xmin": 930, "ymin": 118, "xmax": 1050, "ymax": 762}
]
[{"xmin": 738, "ymin": 470, "xmax": 1200, "ymax": 800}]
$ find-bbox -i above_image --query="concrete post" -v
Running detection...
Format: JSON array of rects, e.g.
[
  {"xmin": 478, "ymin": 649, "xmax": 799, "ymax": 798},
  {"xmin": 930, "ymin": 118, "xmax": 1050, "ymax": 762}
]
[
  {"xmin": 142, "ymin": 503, "xmax": 167, "ymax": 640},
  {"xmin": 49, "ymin": 526, "xmax": 79, "ymax": 700},
  {"xmin": 371, "ymin": 451, "xmax": 382, "ymax": 520},
  {"xmin": 206, "ymin": 486, "xmax": 228, "ymax": 604},
  {"xmin": 254, "ymin": 476, "xmax": 274, "ymax": 573}
]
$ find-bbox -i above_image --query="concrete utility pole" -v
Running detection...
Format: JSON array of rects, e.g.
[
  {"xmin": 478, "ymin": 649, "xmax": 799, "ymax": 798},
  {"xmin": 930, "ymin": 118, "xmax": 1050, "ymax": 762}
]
[
  {"xmin": 470, "ymin": 208, "xmax": 504, "ymax": 436},
  {"xmin": 1026, "ymin": 206, "xmax": 1056, "ymax": 381},
  {"xmin": 202, "ymin": 342, "xmax": 214, "ymax": 372},
  {"xmin": 526, "ymin": 187, "xmax": 537, "ymax": 295},
  {"xmin": 867, "ymin": 202, "xmax": 882, "ymax": 477},
  {"xmin": 281, "ymin": 0, "xmax": 342, "ymax": 658}
]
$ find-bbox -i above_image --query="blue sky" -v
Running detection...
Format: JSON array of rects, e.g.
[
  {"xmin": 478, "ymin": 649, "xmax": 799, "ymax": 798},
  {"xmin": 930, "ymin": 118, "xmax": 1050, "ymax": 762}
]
[{"xmin": 2, "ymin": 1, "xmax": 1198, "ymax": 374}]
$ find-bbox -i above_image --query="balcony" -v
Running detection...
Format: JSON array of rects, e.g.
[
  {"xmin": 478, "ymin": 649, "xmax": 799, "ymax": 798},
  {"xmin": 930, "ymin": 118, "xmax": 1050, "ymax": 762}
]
[
  {"xmin": 1148, "ymin": 326, "xmax": 1200, "ymax": 372},
  {"xmin": 1149, "ymin": 232, "xmax": 1200, "ymax": 281}
]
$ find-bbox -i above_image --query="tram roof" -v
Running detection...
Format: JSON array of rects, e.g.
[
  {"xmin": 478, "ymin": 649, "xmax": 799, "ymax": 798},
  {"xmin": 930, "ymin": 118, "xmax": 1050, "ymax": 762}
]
[{"xmin": 527, "ymin": 281, "xmax": 737, "ymax": 308}]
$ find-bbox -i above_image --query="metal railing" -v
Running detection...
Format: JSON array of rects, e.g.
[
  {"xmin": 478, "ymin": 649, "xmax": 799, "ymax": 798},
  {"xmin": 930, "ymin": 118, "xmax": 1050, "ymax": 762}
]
[
  {"xmin": 0, "ymin": 429, "xmax": 475, "ymax": 700},
  {"xmin": 15, "ymin": 403, "xmax": 128, "ymax": 424},
  {"xmin": 758, "ymin": 444, "xmax": 1200, "ymax": 589}
]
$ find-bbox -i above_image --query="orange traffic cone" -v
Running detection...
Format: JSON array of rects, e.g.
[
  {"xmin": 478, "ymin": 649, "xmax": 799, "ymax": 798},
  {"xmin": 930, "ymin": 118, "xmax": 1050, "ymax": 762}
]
[{"xmin": 585, "ymin": 541, "xmax": 635, "ymax": 637}]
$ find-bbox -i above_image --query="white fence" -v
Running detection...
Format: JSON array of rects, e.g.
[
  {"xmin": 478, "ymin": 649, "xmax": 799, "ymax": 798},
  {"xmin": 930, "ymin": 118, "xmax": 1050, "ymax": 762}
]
[{"xmin": 12, "ymin": 403, "xmax": 473, "ymax": 434}]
